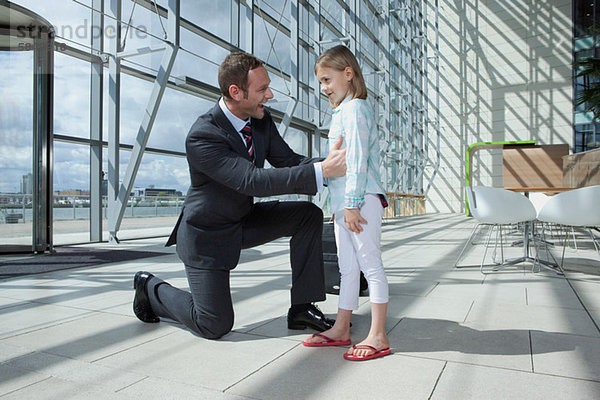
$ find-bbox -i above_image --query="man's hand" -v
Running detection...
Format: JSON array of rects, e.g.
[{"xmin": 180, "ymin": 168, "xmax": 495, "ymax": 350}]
[
  {"xmin": 322, "ymin": 135, "xmax": 346, "ymax": 178},
  {"xmin": 344, "ymin": 208, "xmax": 368, "ymax": 233}
]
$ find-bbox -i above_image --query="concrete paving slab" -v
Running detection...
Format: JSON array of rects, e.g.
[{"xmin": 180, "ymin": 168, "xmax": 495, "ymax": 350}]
[
  {"xmin": 388, "ymin": 279, "xmax": 439, "ymax": 296},
  {"xmin": 568, "ymin": 282, "xmax": 600, "ymax": 311},
  {"xmin": 3, "ymin": 312, "xmax": 175, "ymax": 362},
  {"xmin": 0, "ymin": 376, "xmax": 137, "ymax": 400},
  {"xmin": 0, "ymin": 295, "xmax": 28, "ymax": 309},
  {"xmin": 0, "ymin": 364, "xmax": 49, "ymax": 397},
  {"xmin": 465, "ymin": 301, "xmax": 600, "ymax": 337},
  {"xmin": 403, "ymin": 268, "xmax": 487, "ymax": 282},
  {"xmin": 388, "ymin": 317, "xmax": 533, "ymax": 371},
  {"xmin": 226, "ymin": 346, "xmax": 444, "ymax": 400},
  {"xmin": 119, "ymin": 376, "xmax": 255, "ymax": 399},
  {"xmin": 241, "ymin": 315, "xmax": 326, "ymax": 340},
  {"xmin": 0, "ymin": 302, "xmax": 94, "ymax": 339},
  {"xmin": 3, "ymin": 351, "xmax": 146, "ymax": 392},
  {"xmin": 531, "ymin": 331, "xmax": 600, "ymax": 382},
  {"xmin": 387, "ymin": 293, "xmax": 474, "ymax": 322},
  {"xmin": 431, "ymin": 362, "xmax": 600, "ymax": 400},
  {"xmin": 428, "ymin": 281, "xmax": 526, "ymax": 306},
  {"xmin": 0, "ymin": 342, "xmax": 32, "ymax": 363},
  {"xmin": 95, "ymin": 330, "xmax": 299, "ymax": 392},
  {"xmin": 44, "ymin": 288, "xmax": 133, "ymax": 311},
  {"xmin": 525, "ymin": 284, "xmax": 585, "ymax": 310},
  {"xmin": 0, "ymin": 278, "xmax": 95, "ymax": 302},
  {"xmin": 231, "ymin": 289, "xmax": 294, "ymax": 333}
]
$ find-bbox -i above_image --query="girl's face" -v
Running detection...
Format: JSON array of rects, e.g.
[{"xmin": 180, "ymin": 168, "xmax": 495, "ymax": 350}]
[{"xmin": 316, "ymin": 66, "xmax": 353, "ymax": 107}]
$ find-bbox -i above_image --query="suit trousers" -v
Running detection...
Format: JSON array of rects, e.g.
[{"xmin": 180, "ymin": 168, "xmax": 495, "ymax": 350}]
[{"xmin": 147, "ymin": 201, "xmax": 326, "ymax": 339}]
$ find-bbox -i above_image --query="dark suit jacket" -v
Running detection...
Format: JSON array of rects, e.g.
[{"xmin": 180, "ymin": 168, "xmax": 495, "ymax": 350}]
[{"xmin": 166, "ymin": 102, "xmax": 320, "ymax": 270}]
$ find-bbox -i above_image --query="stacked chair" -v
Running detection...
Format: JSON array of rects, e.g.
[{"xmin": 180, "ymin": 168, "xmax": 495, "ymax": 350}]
[
  {"xmin": 455, "ymin": 186, "xmax": 537, "ymax": 274},
  {"xmin": 457, "ymin": 185, "xmax": 600, "ymax": 275},
  {"xmin": 535, "ymin": 185, "xmax": 600, "ymax": 271}
]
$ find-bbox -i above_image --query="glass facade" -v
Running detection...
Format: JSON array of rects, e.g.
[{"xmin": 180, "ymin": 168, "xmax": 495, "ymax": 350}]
[
  {"xmin": 573, "ymin": 0, "xmax": 600, "ymax": 152},
  {"xmin": 0, "ymin": 0, "xmax": 438, "ymax": 248}
]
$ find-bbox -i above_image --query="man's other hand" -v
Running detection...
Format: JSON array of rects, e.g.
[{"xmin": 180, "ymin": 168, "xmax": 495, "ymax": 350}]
[{"xmin": 322, "ymin": 135, "xmax": 346, "ymax": 178}]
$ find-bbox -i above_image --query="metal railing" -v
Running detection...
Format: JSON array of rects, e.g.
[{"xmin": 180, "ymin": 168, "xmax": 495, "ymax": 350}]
[
  {"xmin": 0, "ymin": 194, "xmax": 185, "ymax": 223},
  {"xmin": 383, "ymin": 193, "xmax": 427, "ymax": 218},
  {"xmin": 1, "ymin": 192, "xmax": 426, "ymax": 226}
]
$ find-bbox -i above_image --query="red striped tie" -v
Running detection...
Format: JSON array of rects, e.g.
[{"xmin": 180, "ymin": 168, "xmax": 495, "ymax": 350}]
[{"xmin": 240, "ymin": 122, "xmax": 255, "ymax": 164}]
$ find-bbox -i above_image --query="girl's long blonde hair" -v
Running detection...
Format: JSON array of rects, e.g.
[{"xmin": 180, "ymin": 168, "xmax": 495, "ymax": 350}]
[{"xmin": 315, "ymin": 45, "xmax": 368, "ymax": 108}]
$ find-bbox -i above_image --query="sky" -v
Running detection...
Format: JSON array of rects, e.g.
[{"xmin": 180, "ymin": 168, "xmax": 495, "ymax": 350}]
[{"xmin": 1, "ymin": 0, "xmax": 307, "ymax": 195}]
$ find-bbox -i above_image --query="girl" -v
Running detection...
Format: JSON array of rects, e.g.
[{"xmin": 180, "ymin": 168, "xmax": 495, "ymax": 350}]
[{"xmin": 303, "ymin": 45, "xmax": 390, "ymax": 361}]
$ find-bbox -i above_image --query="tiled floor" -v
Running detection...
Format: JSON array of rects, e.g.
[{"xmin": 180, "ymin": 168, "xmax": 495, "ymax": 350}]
[{"xmin": 1, "ymin": 214, "xmax": 599, "ymax": 399}]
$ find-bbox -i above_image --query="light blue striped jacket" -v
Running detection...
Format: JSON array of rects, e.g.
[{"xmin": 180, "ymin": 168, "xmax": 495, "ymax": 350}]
[{"xmin": 327, "ymin": 96, "xmax": 386, "ymax": 214}]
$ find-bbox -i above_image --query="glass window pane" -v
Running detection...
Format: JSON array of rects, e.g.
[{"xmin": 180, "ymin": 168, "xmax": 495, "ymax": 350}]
[
  {"xmin": 11, "ymin": 0, "xmax": 91, "ymax": 51},
  {"xmin": 360, "ymin": 28, "xmax": 377, "ymax": 61},
  {"xmin": 121, "ymin": 1, "xmax": 172, "ymax": 50},
  {"xmin": 574, "ymin": 0, "xmax": 595, "ymax": 37},
  {"xmin": 53, "ymin": 141, "xmax": 90, "ymax": 245},
  {"xmin": 179, "ymin": 27, "xmax": 228, "ymax": 85},
  {"xmin": 320, "ymin": 0, "xmax": 344, "ymax": 35},
  {"xmin": 360, "ymin": 2, "xmax": 378, "ymax": 34},
  {"xmin": 148, "ymin": 88, "xmax": 215, "ymax": 153},
  {"xmin": 112, "ymin": 150, "xmax": 188, "ymax": 240},
  {"xmin": 259, "ymin": 0, "xmax": 291, "ymax": 29},
  {"xmin": 181, "ymin": 0, "xmax": 232, "ymax": 41},
  {"xmin": 285, "ymin": 127, "xmax": 308, "ymax": 155},
  {"xmin": 54, "ymin": 52, "xmax": 90, "ymax": 139},
  {"xmin": 254, "ymin": 14, "xmax": 290, "ymax": 75}
]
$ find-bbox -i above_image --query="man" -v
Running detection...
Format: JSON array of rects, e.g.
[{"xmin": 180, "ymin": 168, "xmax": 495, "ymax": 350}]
[{"xmin": 132, "ymin": 52, "xmax": 347, "ymax": 339}]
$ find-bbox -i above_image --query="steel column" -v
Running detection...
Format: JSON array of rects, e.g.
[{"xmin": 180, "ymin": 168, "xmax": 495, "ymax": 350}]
[
  {"xmin": 107, "ymin": 0, "xmax": 121, "ymax": 242},
  {"xmin": 90, "ymin": 0, "xmax": 104, "ymax": 242}
]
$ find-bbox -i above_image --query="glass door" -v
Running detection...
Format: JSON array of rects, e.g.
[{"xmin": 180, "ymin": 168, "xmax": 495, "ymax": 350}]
[
  {"xmin": 0, "ymin": 49, "xmax": 34, "ymax": 250},
  {"xmin": 0, "ymin": 2, "xmax": 54, "ymax": 253}
]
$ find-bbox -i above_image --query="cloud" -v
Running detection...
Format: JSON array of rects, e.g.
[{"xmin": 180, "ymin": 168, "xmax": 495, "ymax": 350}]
[
  {"xmin": 53, "ymin": 142, "xmax": 90, "ymax": 191},
  {"xmin": 129, "ymin": 153, "xmax": 190, "ymax": 193},
  {"xmin": 54, "ymin": 52, "xmax": 91, "ymax": 137}
]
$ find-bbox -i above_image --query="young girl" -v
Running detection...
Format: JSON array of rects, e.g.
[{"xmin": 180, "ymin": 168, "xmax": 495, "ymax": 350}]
[{"xmin": 302, "ymin": 45, "xmax": 390, "ymax": 361}]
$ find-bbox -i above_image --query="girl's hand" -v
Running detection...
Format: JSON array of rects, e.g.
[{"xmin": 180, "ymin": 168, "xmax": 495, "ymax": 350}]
[{"xmin": 344, "ymin": 208, "xmax": 368, "ymax": 233}]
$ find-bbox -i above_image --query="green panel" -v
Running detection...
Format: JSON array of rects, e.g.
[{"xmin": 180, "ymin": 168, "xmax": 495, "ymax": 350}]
[{"xmin": 465, "ymin": 140, "xmax": 536, "ymax": 215}]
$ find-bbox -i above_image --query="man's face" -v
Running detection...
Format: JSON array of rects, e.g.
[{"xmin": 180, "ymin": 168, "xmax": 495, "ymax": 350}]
[{"xmin": 235, "ymin": 66, "xmax": 274, "ymax": 120}]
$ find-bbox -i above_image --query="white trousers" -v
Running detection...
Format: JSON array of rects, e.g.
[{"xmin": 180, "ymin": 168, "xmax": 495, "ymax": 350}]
[{"xmin": 334, "ymin": 194, "xmax": 389, "ymax": 310}]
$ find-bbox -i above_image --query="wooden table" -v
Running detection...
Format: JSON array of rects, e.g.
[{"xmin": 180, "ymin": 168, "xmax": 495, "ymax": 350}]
[{"xmin": 505, "ymin": 187, "xmax": 573, "ymax": 196}]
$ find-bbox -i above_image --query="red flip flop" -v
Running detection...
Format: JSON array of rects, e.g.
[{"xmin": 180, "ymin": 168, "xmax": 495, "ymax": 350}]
[
  {"xmin": 343, "ymin": 344, "xmax": 391, "ymax": 361},
  {"xmin": 302, "ymin": 333, "xmax": 351, "ymax": 347}
]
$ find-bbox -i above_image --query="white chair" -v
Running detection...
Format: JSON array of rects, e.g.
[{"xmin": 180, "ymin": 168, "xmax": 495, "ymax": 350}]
[
  {"xmin": 536, "ymin": 185, "xmax": 600, "ymax": 270},
  {"xmin": 529, "ymin": 192, "xmax": 551, "ymax": 215},
  {"xmin": 455, "ymin": 186, "xmax": 537, "ymax": 274}
]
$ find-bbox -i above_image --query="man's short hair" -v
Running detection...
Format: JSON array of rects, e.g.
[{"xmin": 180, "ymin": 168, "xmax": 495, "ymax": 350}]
[{"xmin": 218, "ymin": 52, "xmax": 264, "ymax": 99}]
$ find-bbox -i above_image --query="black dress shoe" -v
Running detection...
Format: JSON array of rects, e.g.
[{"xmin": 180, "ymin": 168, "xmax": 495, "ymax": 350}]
[
  {"xmin": 133, "ymin": 271, "xmax": 159, "ymax": 323},
  {"xmin": 287, "ymin": 304, "xmax": 334, "ymax": 331}
]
